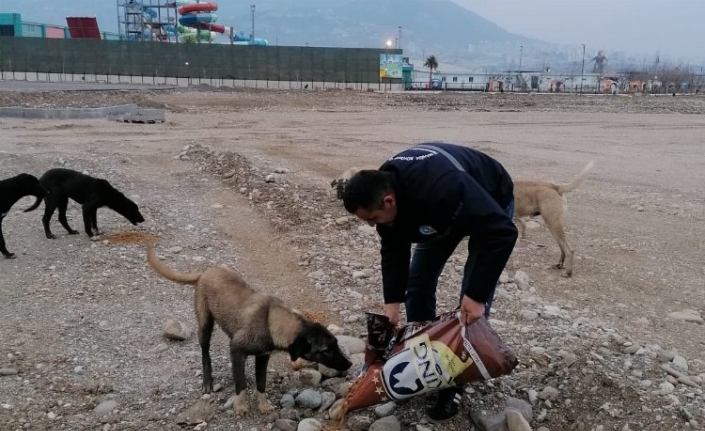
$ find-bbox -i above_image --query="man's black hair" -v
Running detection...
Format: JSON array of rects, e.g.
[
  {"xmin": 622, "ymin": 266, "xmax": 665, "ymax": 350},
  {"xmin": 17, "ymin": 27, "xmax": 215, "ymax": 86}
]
[{"xmin": 342, "ymin": 170, "xmax": 394, "ymax": 214}]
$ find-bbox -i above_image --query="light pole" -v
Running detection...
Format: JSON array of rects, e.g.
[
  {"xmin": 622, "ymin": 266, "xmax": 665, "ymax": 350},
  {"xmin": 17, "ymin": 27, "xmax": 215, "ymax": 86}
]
[
  {"xmin": 250, "ymin": 4, "xmax": 255, "ymax": 41},
  {"xmin": 519, "ymin": 45, "xmax": 523, "ymax": 72},
  {"xmin": 580, "ymin": 44, "xmax": 586, "ymax": 94}
]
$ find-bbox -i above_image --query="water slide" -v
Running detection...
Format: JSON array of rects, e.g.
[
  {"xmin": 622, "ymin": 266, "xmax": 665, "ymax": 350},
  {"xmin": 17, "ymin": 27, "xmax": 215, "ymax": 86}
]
[
  {"xmin": 127, "ymin": 1, "xmax": 178, "ymax": 41},
  {"xmin": 173, "ymin": 1, "xmax": 228, "ymax": 43},
  {"xmin": 172, "ymin": 0, "xmax": 267, "ymax": 44}
]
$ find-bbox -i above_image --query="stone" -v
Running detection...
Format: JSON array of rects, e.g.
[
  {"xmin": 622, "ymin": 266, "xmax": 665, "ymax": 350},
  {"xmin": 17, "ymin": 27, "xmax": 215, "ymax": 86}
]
[
  {"xmin": 336, "ymin": 335, "xmax": 366, "ymax": 355},
  {"xmin": 506, "ymin": 409, "xmax": 533, "ymax": 431},
  {"xmin": 347, "ymin": 415, "xmax": 373, "ymax": 431},
  {"xmin": 0, "ymin": 367, "xmax": 18, "ymax": 376},
  {"xmin": 506, "ymin": 397, "xmax": 533, "ymax": 421},
  {"xmin": 275, "ymin": 419, "xmax": 297, "ymax": 431},
  {"xmin": 352, "ymin": 271, "xmax": 368, "ymax": 279},
  {"xmin": 470, "ymin": 398, "xmax": 532, "ymax": 431},
  {"xmin": 296, "ymin": 389, "xmax": 323, "ymax": 409},
  {"xmin": 93, "ymin": 399, "xmax": 119, "ymax": 416},
  {"xmin": 369, "ymin": 416, "xmax": 401, "ymax": 431},
  {"xmin": 297, "ymin": 418, "xmax": 322, "ymax": 431},
  {"xmin": 374, "ymin": 401, "xmax": 396, "ymax": 418},
  {"xmin": 163, "ymin": 319, "xmax": 191, "ymax": 341},
  {"xmin": 318, "ymin": 392, "xmax": 336, "ymax": 412},
  {"xmin": 539, "ymin": 386, "xmax": 559, "ymax": 401},
  {"xmin": 280, "ymin": 394, "xmax": 295, "ymax": 409},
  {"xmin": 667, "ymin": 310, "xmax": 703, "ymax": 324},
  {"xmin": 328, "ymin": 399, "xmax": 345, "ymax": 421},
  {"xmin": 298, "ymin": 369, "xmax": 323, "ymax": 387},
  {"xmin": 623, "ymin": 345, "xmax": 640, "ymax": 355},
  {"xmin": 176, "ymin": 401, "xmax": 215, "ymax": 425},
  {"xmin": 563, "ymin": 353, "xmax": 577, "ymax": 367},
  {"xmin": 514, "ymin": 270, "xmax": 530, "ymax": 290},
  {"xmin": 672, "ymin": 355, "xmax": 689, "ymax": 372},
  {"xmin": 527, "ymin": 389, "xmax": 539, "ymax": 405},
  {"xmin": 658, "ymin": 382, "xmax": 675, "ymax": 396},
  {"xmin": 678, "ymin": 376, "xmax": 700, "ymax": 388},
  {"xmin": 521, "ymin": 310, "xmax": 539, "ymax": 321}
]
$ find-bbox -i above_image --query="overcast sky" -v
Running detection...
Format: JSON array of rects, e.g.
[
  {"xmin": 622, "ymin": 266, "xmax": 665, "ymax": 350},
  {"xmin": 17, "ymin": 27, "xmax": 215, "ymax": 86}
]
[{"xmin": 454, "ymin": 0, "xmax": 705, "ymax": 65}]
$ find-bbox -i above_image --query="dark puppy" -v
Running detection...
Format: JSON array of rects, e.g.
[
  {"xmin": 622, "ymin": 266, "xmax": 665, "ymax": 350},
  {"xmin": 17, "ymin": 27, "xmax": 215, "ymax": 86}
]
[
  {"xmin": 37, "ymin": 168, "xmax": 144, "ymax": 239},
  {"xmin": 0, "ymin": 173, "xmax": 48, "ymax": 258},
  {"xmin": 146, "ymin": 247, "xmax": 352, "ymax": 417}
]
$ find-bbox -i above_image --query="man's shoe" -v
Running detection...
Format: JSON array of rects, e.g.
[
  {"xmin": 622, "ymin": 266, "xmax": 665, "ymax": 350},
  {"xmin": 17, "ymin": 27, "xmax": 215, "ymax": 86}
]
[{"xmin": 427, "ymin": 387, "xmax": 463, "ymax": 423}]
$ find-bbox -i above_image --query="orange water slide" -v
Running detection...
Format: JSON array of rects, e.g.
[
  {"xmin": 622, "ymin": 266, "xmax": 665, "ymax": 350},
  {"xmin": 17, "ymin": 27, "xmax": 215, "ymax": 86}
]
[{"xmin": 177, "ymin": 2, "xmax": 218, "ymax": 15}]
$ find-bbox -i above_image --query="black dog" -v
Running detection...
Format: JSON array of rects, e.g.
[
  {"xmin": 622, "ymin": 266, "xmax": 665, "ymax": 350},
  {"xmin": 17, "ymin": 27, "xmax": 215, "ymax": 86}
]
[
  {"xmin": 36, "ymin": 168, "xmax": 145, "ymax": 239},
  {"xmin": 0, "ymin": 173, "xmax": 48, "ymax": 258}
]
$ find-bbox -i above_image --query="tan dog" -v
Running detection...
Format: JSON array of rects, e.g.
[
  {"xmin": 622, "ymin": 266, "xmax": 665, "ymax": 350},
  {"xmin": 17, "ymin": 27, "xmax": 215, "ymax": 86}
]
[
  {"xmin": 330, "ymin": 166, "xmax": 378, "ymax": 199},
  {"xmin": 513, "ymin": 161, "xmax": 595, "ymax": 277},
  {"xmin": 146, "ymin": 248, "xmax": 352, "ymax": 417}
]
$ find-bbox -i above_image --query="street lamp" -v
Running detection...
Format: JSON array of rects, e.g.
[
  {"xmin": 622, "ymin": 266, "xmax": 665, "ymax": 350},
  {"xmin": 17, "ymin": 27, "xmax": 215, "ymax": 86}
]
[
  {"xmin": 519, "ymin": 45, "xmax": 523, "ymax": 72},
  {"xmin": 580, "ymin": 44, "xmax": 586, "ymax": 94},
  {"xmin": 250, "ymin": 4, "xmax": 256, "ymax": 41},
  {"xmin": 386, "ymin": 39, "xmax": 393, "ymax": 49}
]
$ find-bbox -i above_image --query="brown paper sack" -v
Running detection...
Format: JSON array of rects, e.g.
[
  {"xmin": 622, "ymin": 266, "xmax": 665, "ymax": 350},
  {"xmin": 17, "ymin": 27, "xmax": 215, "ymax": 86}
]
[{"xmin": 345, "ymin": 310, "xmax": 519, "ymax": 412}]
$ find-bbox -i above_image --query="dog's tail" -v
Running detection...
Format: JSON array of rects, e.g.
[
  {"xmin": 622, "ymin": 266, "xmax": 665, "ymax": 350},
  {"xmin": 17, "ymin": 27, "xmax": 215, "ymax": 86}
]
[
  {"xmin": 557, "ymin": 161, "xmax": 595, "ymax": 194},
  {"xmin": 23, "ymin": 196, "xmax": 44, "ymax": 213},
  {"xmin": 147, "ymin": 247, "xmax": 202, "ymax": 285}
]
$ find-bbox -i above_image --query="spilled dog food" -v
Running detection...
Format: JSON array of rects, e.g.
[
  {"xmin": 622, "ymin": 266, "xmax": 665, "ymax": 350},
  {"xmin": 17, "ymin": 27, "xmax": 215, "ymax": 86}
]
[{"xmin": 103, "ymin": 231, "xmax": 160, "ymax": 246}]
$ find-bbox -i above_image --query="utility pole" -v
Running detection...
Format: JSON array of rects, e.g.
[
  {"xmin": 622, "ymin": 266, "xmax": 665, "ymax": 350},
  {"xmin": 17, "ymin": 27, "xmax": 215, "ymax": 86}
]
[
  {"xmin": 250, "ymin": 4, "xmax": 255, "ymax": 41},
  {"xmin": 519, "ymin": 45, "xmax": 523, "ymax": 72},
  {"xmin": 580, "ymin": 44, "xmax": 586, "ymax": 94}
]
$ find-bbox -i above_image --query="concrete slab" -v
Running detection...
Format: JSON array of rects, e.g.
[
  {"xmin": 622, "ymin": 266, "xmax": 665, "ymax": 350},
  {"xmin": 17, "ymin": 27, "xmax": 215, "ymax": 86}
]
[{"xmin": 0, "ymin": 104, "xmax": 147, "ymax": 120}]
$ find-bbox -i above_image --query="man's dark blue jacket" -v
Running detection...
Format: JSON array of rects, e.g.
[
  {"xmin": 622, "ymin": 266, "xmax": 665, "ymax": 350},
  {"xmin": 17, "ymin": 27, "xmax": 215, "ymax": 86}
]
[{"xmin": 375, "ymin": 142, "xmax": 518, "ymax": 306}]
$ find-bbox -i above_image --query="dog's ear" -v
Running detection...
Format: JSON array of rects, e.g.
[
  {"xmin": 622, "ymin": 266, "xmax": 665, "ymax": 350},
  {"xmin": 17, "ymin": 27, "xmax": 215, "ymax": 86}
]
[{"xmin": 288, "ymin": 331, "xmax": 311, "ymax": 361}]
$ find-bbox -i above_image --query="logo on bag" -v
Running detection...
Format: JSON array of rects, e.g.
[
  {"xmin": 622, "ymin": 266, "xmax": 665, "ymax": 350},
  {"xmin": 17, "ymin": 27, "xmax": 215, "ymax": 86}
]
[
  {"xmin": 419, "ymin": 225, "xmax": 437, "ymax": 235},
  {"xmin": 381, "ymin": 334, "xmax": 466, "ymax": 400}
]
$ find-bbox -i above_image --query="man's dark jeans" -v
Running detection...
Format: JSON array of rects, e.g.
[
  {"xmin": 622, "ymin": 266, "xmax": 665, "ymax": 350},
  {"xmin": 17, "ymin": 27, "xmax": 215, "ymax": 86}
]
[{"xmin": 405, "ymin": 199, "xmax": 515, "ymax": 322}]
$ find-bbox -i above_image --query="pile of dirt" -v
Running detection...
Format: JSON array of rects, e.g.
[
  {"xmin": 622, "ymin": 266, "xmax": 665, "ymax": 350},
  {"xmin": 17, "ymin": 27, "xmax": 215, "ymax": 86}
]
[
  {"xmin": 180, "ymin": 143, "xmax": 341, "ymax": 243},
  {"xmin": 0, "ymin": 89, "xmax": 182, "ymax": 112}
]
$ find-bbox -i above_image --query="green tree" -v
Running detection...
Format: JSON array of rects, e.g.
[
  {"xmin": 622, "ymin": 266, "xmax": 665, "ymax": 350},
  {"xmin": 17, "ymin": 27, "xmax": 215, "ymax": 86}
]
[{"xmin": 424, "ymin": 55, "xmax": 439, "ymax": 89}]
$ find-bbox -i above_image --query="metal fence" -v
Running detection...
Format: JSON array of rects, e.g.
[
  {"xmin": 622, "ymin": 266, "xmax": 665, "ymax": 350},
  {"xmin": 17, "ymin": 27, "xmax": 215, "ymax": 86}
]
[{"xmin": 0, "ymin": 37, "xmax": 401, "ymax": 84}]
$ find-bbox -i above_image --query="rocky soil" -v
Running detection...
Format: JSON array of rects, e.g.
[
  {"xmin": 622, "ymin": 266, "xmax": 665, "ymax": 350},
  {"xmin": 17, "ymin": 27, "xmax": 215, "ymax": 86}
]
[
  {"xmin": 1, "ymin": 87, "xmax": 704, "ymax": 431},
  {"xmin": 3, "ymin": 87, "xmax": 705, "ymax": 115}
]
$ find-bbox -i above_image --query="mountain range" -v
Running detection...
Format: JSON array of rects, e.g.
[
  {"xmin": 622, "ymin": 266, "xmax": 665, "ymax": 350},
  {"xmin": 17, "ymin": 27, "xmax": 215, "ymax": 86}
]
[{"xmin": 7, "ymin": 0, "xmax": 635, "ymax": 71}]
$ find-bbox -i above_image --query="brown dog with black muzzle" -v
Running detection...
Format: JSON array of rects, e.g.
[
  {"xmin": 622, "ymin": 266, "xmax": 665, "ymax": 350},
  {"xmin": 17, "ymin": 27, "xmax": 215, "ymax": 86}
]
[
  {"xmin": 146, "ymin": 248, "xmax": 352, "ymax": 417},
  {"xmin": 513, "ymin": 161, "xmax": 594, "ymax": 277}
]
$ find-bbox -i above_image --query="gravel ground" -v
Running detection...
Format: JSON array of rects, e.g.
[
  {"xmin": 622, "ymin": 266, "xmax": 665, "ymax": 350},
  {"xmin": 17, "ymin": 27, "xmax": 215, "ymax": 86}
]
[{"xmin": 0, "ymin": 88, "xmax": 704, "ymax": 431}]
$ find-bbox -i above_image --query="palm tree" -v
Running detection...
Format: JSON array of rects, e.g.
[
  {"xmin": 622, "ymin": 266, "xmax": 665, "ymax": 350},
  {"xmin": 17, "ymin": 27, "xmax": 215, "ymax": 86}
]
[{"xmin": 424, "ymin": 55, "xmax": 439, "ymax": 89}]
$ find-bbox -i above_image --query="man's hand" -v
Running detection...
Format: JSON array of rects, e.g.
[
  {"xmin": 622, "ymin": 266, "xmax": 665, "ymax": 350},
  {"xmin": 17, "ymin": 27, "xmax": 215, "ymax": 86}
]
[
  {"xmin": 384, "ymin": 303, "xmax": 401, "ymax": 326},
  {"xmin": 460, "ymin": 295, "xmax": 485, "ymax": 326}
]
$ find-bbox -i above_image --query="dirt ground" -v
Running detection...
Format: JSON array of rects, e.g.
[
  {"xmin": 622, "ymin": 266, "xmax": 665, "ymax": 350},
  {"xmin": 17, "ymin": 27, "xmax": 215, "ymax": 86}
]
[{"xmin": 0, "ymin": 88, "xmax": 704, "ymax": 431}]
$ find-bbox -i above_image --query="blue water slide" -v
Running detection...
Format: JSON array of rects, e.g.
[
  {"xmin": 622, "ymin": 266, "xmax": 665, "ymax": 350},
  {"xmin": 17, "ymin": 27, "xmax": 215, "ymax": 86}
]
[
  {"xmin": 232, "ymin": 31, "xmax": 267, "ymax": 45},
  {"xmin": 143, "ymin": 7, "xmax": 158, "ymax": 19},
  {"xmin": 178, "ymin": 12, "xmax": 218, "ymax": 26}
]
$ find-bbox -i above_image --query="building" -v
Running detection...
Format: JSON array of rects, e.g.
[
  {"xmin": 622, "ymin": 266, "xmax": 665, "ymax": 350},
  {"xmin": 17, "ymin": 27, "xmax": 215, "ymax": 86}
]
[{"xmin": 0, "ymin": 12, "xmax": 120, "ymax": 40}]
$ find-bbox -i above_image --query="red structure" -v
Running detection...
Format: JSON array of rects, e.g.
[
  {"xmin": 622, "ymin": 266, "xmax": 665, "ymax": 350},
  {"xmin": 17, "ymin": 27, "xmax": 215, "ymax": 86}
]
[{"xmin": 65, "ymin": 17, "xmax": 101, "ymax": 39}]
